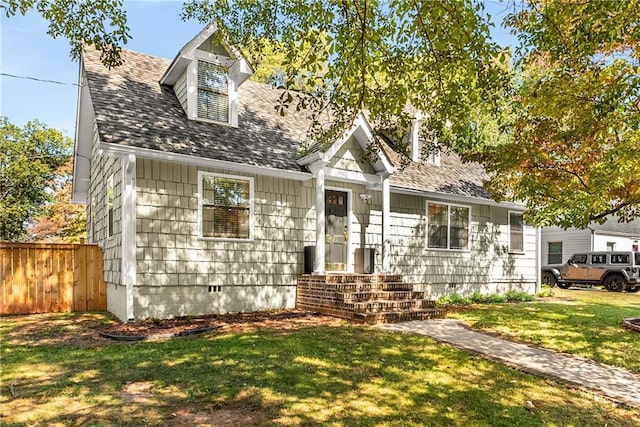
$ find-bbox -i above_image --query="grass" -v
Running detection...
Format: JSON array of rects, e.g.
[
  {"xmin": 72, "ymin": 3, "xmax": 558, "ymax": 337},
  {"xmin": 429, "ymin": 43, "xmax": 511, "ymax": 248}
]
[
  {"xmin": 449, "ymin": 288, "xmax": 640, "ymax": 374},
  {"xmin": 2, "ymin": 312, "xmax": 639, "ymax": 426}
]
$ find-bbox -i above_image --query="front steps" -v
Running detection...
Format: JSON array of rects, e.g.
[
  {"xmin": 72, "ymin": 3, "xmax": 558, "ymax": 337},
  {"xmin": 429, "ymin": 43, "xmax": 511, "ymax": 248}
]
[{"xmin": 296, "ymin": 274, "xmax": 446, "ymax": 324}]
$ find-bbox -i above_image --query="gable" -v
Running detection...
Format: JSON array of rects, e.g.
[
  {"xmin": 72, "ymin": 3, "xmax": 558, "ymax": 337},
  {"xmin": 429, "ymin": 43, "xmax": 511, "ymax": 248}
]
[{"xmin": 326, "ymin": 135, "xmax": 376, "ymax": 174}]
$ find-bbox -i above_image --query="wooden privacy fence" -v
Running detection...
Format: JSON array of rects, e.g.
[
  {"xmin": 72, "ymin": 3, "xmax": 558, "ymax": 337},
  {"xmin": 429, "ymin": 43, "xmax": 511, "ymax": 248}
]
[{"xmin": 0, "ymin": 243, "xmax": 106, "ymax": 315}]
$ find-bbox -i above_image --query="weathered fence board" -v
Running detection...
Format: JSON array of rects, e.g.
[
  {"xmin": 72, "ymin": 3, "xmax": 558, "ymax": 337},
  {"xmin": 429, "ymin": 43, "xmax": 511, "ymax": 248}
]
[{"xmin": 0, "ymin": 243, "xmax": 106, "ymax": 315}]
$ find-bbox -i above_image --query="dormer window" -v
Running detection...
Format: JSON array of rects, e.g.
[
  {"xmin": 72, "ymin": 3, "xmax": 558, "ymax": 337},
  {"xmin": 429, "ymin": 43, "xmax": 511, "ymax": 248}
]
[
  {"xmin": 159, "ymin": 23, "xmax": 254, "ymax": 128},
  {"xmin": 197, "ymin": 61, "xmax": 229, "ymax": 122}
]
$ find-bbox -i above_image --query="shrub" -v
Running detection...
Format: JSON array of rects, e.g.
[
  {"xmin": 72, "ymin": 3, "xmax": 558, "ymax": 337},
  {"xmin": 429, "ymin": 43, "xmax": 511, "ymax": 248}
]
[
  {"xmin": 537, "ymin": 285, "xmax": 556, "ymax": 298},
  {"xmin": 504, "ymin": 290, "xmax": 534, "ymax": 302},
  {"xmin": 436, "ymin": 294, "xmax": 472, "ymax": 306}
]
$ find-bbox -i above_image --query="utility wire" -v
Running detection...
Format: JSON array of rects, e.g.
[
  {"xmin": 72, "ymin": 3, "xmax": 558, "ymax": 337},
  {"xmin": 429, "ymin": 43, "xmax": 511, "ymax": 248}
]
[{"xmin": 0, "ymin": 72, "xmax": 80, "ymax": 87}]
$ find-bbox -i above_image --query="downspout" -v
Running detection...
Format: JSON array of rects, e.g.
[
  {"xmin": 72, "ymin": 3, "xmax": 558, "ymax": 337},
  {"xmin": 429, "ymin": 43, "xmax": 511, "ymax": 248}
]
[
  {"xmin": 535, "ymin": 226, "xmax": 541, "ymax": 294},
  {"xmin": 121, "ymin": 154, "xmax": 137, "ymax": 321},
  {"xmin": 588, "ymin": 227, "xmax": 595, "ymax": 251}
]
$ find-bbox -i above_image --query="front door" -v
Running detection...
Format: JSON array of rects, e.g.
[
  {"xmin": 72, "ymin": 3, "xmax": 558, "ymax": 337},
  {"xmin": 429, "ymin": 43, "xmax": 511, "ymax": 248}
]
[{"xmin": 325, "ymin": 190, "xmax": 348, "ymax": 271}]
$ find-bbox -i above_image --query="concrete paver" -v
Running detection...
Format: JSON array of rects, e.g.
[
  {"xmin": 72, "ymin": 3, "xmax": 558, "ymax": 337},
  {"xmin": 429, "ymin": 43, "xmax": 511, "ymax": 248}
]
[{"xmin": 377, "ymin": 319, "xmax": 640, "ymax": 408}]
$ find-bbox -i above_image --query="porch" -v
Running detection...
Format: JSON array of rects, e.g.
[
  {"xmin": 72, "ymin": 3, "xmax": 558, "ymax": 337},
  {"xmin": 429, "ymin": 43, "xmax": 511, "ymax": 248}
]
[{"xmin": 296, "ymin": 273, "xmax": 446, "ymax": 324}]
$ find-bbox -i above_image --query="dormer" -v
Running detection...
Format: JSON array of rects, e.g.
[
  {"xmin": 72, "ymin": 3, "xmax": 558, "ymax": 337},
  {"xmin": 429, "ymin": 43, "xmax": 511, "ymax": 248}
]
[
  {"xmin": 160, "ymin": 23, "xmax": 253, "ymax": 127},
  {"xmin": 409, "ymin": 112, "xmax": 440, "ymax": 166}
]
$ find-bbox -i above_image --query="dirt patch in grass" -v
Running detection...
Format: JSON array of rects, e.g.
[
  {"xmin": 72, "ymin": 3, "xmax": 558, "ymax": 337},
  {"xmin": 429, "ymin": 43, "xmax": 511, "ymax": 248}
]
[
  {"xmin": 1, "ymin": 310, "xmax": 345, "ymax": 347},
  {"xmin": 99, "ymin": 310, "xmax": 344, "ymax": 340}
]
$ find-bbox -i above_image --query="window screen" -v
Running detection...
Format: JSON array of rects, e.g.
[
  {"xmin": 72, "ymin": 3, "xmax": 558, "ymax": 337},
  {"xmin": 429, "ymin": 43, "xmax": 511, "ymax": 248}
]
[
  {"xmin": 509, "ymin": 212, "xmax": 524, "ymax": 252},
  {"xmin": 201, "ymin": 174, "xmax": 251, "ymax": 239},
  {"xmin": 548, "ymin": 242, "xmax": 562, "ymax": 264},
  {"xmin": 197, "ymin": 61, "xmax": 229, "ymax": 122},
  {"xmin": 427, "ymin": 202, "xmax": 469, "ymax": 250}
]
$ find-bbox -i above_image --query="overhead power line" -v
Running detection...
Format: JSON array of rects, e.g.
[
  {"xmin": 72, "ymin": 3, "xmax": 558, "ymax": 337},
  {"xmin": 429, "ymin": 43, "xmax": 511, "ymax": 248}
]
[{"xmin": 1, "ymin": 72, "xmax": 80, "ymax": 87}]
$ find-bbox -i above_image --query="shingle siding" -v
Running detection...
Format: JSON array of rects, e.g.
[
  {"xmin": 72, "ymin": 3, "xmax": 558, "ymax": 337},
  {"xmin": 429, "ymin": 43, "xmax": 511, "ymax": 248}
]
[
  {"xmin": 174, "ymin": 70, "xmax": 188, "ymax": 114},
  {"xmin": 86, "ymin": 118, "xmax": 125, "ymax": 320},
  {"xmin": 133, "ymin": 159, "xmax": 312, "ymax": 319}
]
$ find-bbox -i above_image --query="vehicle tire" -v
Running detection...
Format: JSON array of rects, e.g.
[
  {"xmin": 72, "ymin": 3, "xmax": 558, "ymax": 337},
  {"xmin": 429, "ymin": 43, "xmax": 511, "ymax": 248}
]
[
  {"xmin": 542, "ymin": 272, "xmax": 557, "ymax": 287},
  {"xmin": 626, "ymin": 286, "xmax": 640, "ymax": 293},
  {"xmin": 604, "ymin": 274, "xmax": 627, "ymax": 292}
]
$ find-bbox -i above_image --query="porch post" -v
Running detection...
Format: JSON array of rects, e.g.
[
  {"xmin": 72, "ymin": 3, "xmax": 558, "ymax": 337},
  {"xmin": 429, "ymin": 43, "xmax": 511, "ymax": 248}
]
[
  {"xmin": 381, "ymin": 173, "xmax": 391, "ymax": 272},
  {"xmin": 311, "ymin": 162, "xmax": 326, "ymax": 273}
]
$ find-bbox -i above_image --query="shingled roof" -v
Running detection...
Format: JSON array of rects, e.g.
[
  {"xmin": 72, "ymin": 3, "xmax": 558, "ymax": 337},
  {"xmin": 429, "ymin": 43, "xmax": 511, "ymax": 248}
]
[
  {"xmin": 83, "ymin": 47, "xmax": 310, "ymax": 172},
  {"xmin": 82, "ymin": 47, "xmax": 493, "ymax": 202}
]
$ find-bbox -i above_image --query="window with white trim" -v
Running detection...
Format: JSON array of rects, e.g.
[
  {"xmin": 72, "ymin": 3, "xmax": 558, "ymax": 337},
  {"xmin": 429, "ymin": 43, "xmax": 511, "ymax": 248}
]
[
  {"xmin": 197, "ymin": 61, "xmax": 229, "ymax": 122},
  {"xmin": 509, "ymin": 211, "xmax": 524, "ymax": 253},
  {"xmin": 199, "ymin": 172, "xmax": 253, "ymax": 239},
  {"xmin": 107, "ymin": 175, "xmax": 114, "ymax": 238},
  {"xmin": 426, "ymin": 202, "xmax": 470, "ymax": 250},
  {"xmin": 548, "ymin": 242, "xmax": 562, "ymax": 264}
]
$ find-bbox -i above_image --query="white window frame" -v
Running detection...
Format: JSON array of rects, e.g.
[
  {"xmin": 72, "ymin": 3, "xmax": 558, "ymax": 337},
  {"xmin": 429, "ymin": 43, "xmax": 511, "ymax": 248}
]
[
  {"xmin": 548, "ymin": 241, "xmax": 563, "ymax": 264},
  {"xmin": 508, "ymin": 211, "xmax": 525, "ymax": 254},
  {"xmin": 197, "ymin": 171, "xmax": 254, "ymax": 241},
  {"xmin": 187, "ymin": 51, "xmax": 238, "ymax": 127},
  {"xmin": 425, "ymin": 201, "xmax": 471, "ymax": 251},
  {"xmin": 107, "ymin": 174, "xmax": 114, "ymax": 239}
]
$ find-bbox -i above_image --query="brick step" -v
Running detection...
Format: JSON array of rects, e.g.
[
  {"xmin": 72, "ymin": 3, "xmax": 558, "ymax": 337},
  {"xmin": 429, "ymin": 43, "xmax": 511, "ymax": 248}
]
[
  {"xmin": 348, "ymin": 299, "xmax": 435, "ymax": 313},
  {"xmin": 337, "ymin": 290, "xmax": 425, "ymax": 302},
  {"xmin": 324, "ymin": 274, "xmax": 404, "ymax": 284},
  {"xmin": 354, "ymin": 308, "xmax": 447, "ymax": 325},
  {"xmin": 322, "ymin": 282, "xmax": 415, "ymax": 292}
]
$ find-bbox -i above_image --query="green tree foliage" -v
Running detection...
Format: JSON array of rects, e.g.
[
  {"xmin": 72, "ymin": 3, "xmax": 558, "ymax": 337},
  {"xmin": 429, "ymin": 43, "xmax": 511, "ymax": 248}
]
[
  {"xmin": 28, "ymin": 159, "xmax": 87, "ymax": 243},
  {"xmin": 478, "ymin": 0, "xmax": 640, "ymax": 228},
  {"xmin": 1, "ymin": 0, "xmax": 130, "ymax": 68},
  {"xmin": 182, "ymin": 0, "xmax": 509, "ymax": 153},
  {"xmin": 0, "ymin": 117, "xmax": 71, "ymax": 241}
]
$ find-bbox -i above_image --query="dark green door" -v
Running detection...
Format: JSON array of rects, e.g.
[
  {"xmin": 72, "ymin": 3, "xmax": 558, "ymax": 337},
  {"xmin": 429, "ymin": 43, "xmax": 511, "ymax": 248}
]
[{"xmin": 325, "ymin": 190, "xmax": 348, "ymax": 271}]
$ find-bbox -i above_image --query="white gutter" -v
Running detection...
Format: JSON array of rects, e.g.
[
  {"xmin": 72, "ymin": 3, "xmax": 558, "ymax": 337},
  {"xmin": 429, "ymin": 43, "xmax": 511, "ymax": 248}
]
[
  {"xmin": 390, "ymin": 185, "xmax": 527, "ymax": 211},
  {"xmin": 100, "ymin": 143, "xmax": 313, "ymax": 181}
]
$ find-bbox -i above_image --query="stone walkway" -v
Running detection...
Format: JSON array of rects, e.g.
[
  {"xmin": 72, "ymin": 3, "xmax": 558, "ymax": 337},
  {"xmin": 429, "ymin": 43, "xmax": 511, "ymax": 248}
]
[{"xmin": 377, "ymin": 319, "xmax": 640, "ymax": 409}]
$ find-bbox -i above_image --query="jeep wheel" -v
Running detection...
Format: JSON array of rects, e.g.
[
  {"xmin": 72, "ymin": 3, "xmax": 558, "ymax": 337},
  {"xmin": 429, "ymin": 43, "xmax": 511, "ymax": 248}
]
[
  {"xmin": 542, "ymin": 272, "xmax": 557, "ymax": 287},
  {"xmin": 626, "ymin": 286, "xmax": 640, "ymax": 293},
  {"xmin": 604, "ymin": 274, "xmax": 627, "ymax": 292}
]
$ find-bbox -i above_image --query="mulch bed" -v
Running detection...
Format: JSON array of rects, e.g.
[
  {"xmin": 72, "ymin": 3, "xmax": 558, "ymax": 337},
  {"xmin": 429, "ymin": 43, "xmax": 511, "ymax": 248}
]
[
  {"xmin": 99, "ymin": 310, "xmax": 345, "ymax": 340},
  {"xmin": 623, "ymin": 318, "xmax": 640, "ymax": 333}
]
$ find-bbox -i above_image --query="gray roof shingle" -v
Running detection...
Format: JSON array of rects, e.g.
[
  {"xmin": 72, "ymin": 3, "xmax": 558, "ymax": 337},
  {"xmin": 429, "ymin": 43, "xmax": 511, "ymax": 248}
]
[
  {"xmin": 83, "ymin": 47, "xmax": 492, "ymax": 201},
  {"xmin": 83, "ymin": 48, "xmax": 311, "ymax": 172}
]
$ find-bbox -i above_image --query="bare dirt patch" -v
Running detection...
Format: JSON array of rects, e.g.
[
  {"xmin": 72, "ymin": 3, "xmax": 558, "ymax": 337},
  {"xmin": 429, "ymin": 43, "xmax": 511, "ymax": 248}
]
[
  {"xmin": 99, "ymin": 310, "xmax": 345, "ymax": 340},
  {"xmin": 1, "ymin": 310, "xmax": 345, "ymax": 347}
]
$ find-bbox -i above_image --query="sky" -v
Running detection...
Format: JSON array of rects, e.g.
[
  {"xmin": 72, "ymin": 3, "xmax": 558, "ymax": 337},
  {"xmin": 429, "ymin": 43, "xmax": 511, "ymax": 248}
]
[{"xmin": 0, "ymin": 0, "xmax": 517, "ymax": 138}]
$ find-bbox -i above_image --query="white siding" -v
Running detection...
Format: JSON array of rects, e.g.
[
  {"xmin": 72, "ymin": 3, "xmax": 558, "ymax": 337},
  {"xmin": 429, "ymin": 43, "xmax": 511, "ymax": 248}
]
[{"xmin": 541, "ymin": 227, "xmax": 592, "ymax": 264}]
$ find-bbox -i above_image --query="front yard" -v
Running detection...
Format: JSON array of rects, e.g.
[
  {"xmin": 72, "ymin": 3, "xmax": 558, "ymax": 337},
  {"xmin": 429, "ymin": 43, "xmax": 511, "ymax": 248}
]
[
  {"xmin": 1, "ymin": 294, "xmax": 639, "ymax": 426},
  {"xmin": 449, "ymin": 288, "xmax": 640, "ymax": 374}
]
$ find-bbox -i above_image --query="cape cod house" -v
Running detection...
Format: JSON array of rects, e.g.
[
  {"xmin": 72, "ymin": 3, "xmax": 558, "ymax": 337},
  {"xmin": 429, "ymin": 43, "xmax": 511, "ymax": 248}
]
[{"xmin": 72, "ymin": 24, "xmax": 539, "ymax": 322}]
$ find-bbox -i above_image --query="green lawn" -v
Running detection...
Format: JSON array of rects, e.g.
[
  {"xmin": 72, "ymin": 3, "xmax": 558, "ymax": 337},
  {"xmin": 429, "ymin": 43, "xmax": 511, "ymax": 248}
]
[
  {"xmin": 1, "ymin": 311, "xmax": 639, "ymax": 426},
  {"xmin": 449, "ymin": 288, "xmax": 640, "ymax": 374}
]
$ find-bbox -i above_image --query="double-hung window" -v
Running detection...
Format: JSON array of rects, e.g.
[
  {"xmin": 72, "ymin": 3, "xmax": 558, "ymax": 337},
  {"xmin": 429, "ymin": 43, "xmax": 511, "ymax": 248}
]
[
  {"xmin": 509, "ymin": 211, "xmax": 524, "ymax": 253},
  {"xmin": 426, "ymin": 202, "xmax": 470, "ymax": 250},
  {"xmin": 548, "ymin": 242, "xmax": 563, "ymax": 264},
  {"xmin": 199, "ymin": 172, "xmax": 253, "ymax": 240},
  {"xmin": 197, "ymin": 61, "xmax": 229, "ymax": 123}
]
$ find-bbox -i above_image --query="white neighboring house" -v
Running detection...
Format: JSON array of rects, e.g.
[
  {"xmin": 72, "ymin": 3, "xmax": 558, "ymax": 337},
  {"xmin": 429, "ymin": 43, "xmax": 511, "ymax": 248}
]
[
  {"xmin": 72, "ymin": 23, "xmax": 540, "ymax": 322},
  {"xmin": 541, "ymin": 218, "xmax": 640, "ymax": 264}
]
